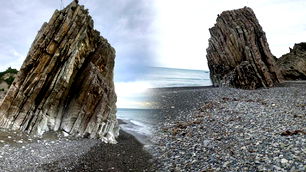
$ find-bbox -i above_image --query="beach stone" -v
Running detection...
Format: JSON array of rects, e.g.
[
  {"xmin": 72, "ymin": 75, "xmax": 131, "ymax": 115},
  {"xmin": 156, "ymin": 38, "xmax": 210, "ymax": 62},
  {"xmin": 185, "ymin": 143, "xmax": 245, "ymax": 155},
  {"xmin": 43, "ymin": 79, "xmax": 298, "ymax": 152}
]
[
  {"xmin": 206, "ymin": 7, "xmax": 282, "ymax": 89},
  {"xmin": 281, "ymin": 158, "xmax": 288, "ymax": 164},
  {"xmin": 0, "ymin": 2, "xmax": 118, "ymax": 143},
  {"xmin": 277, "ymin": 42, "xmax": 306, "ymax": 80},
  {"xmin": 203, "ymin": 140, "xmax": 211, "ymax": 147}
]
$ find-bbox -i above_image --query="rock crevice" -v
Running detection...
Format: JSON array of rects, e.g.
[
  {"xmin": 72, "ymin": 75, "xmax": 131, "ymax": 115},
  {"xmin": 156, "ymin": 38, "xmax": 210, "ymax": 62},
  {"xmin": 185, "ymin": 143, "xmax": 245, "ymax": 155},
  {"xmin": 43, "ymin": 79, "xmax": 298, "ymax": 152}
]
[{"xmin": 0, "ymin": 2, "xmax": 118, "ymax": 143}]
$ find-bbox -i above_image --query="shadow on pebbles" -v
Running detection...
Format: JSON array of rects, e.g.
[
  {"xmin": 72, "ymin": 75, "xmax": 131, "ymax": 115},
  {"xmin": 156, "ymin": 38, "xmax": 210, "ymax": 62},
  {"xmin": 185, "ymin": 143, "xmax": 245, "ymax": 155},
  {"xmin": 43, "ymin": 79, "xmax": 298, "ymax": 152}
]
[
  {"xmin": 0, "ymin": 129, "xmax": 99, "ymax": 171},
  {"xmin": 0, "ymin": 129, "xmax": 153, "ymax": 172}
]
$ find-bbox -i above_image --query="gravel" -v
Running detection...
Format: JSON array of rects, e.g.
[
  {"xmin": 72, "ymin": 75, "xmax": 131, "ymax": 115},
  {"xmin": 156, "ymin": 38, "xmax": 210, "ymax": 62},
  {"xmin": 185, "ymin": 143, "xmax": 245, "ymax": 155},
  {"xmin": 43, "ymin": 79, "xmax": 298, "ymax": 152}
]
[
  {"xmin": 148, "ymin": 82, "xmax": 306, "ymax": 171},
  {"xmin": 0, "ymin": 131, "xmax": 99, "ymax": 172},
  {"xmin": 0, "ymin": 129, "xmax": 153, "ymax": 172}
]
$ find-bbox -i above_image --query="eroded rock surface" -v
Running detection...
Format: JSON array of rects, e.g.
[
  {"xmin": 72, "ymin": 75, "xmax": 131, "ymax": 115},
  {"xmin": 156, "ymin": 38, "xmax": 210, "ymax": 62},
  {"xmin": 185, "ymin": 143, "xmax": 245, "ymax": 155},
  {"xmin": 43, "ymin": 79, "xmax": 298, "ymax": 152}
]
[
  {"xmin": 277, "ymin": 43, "xmax": 306, "ymax": 80},
  {"xmin": 206, "ymin": 7, "xmax": 282, "ymax": 89},
  {"xmin": 0, "ymin": 2, "xmax": 118, "ymax": 143}
]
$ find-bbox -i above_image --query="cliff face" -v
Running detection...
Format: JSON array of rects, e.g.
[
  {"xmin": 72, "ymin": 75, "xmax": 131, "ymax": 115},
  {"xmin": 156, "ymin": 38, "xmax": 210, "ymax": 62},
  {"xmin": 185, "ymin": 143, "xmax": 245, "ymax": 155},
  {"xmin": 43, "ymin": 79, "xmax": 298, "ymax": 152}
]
[
  {"xmin": 206, "ymin": 7, "xmax": 282, "ymax": 89},
  {"xmin": 277, "ymin": 43, "xmax": 306, "ymax": 80},
  {"xmin": 0, "ymin": 2, "xmax": 118, "ymax": 143}
]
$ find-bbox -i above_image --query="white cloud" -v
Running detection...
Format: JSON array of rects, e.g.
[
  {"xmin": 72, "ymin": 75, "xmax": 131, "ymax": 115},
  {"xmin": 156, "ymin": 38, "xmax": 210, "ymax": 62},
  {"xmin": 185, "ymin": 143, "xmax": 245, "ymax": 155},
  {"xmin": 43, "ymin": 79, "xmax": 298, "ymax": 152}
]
[{"xmin": 115, "ymin": 81, "xmax": 152, "ymax": 109}]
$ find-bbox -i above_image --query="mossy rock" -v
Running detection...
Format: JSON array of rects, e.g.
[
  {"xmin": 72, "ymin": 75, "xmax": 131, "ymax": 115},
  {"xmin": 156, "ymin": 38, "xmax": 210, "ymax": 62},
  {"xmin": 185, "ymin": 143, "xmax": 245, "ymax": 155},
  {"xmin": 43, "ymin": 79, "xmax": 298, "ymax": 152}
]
[{"xmin": 0, "ymin": 67, "xmax": 18, "ymax": 86}]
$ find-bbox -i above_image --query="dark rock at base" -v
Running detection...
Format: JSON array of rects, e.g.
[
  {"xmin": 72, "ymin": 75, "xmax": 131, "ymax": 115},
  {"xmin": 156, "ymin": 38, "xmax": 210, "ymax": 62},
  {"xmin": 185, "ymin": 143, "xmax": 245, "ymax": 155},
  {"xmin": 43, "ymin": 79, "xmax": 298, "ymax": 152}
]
[
  {"xmin": 206, "ymin": 7, "xmax": 282, "ymax": 89},
  {"xmin": 0, "ymin": 2, "xmax": 118, "ymax": 143},
  {"xmin": 277, "ymin": 42, "xmax": 306, "ymax": 80}
]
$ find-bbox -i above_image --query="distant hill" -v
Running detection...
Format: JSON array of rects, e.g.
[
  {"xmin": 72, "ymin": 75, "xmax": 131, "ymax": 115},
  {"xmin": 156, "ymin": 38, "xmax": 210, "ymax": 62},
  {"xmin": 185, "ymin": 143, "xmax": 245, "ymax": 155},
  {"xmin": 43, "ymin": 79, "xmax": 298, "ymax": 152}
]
[{"xmin": 0, "ymin": 67, "xmax": 18, "ymax": 100}]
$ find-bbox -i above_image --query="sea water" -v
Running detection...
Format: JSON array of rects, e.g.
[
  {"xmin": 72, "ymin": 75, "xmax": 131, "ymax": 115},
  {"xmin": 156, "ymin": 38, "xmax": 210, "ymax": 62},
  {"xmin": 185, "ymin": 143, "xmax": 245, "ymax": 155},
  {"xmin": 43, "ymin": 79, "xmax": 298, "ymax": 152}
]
[
  {"xmin": 117, "ymin": 67, "xmax": 212, "ymax": 143},
  {"xmin": 147, "ymin": 67, "xmax": 212, "ymax": 88},
  {"xmin": 117, "ymin": 108, "xmax": 158, "ymax": 136}
]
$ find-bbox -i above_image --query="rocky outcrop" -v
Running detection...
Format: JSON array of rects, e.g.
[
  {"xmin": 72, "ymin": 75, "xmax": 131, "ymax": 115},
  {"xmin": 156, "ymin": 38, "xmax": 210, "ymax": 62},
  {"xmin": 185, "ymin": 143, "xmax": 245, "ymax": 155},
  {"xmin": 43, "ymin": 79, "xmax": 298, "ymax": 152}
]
[
  {"xmin": 277, "ymin": 43, "xmax": 306, "ymax": 80},
  {"xmin": 206, "ymin": 7, "xmax": 282, "ymax": 89},
  {"xmin": 0, "ymin": 2, "xmax": 118, "ymax": 143},
  {"xmin": 0, "ymin": 68, "xmax": 18, "ymax": 105}
]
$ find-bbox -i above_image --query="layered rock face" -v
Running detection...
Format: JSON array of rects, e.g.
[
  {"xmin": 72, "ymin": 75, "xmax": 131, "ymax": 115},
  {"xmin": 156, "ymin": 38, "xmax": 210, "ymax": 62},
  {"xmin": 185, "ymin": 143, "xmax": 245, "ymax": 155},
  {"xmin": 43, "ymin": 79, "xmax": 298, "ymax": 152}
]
[
  {"xmin": 0, "ymin": 2, "xmax": 118, "ymax": 143},
  {"xmin": 206, "ymin": 7, "xmax": 282, "ymax": 89},
  {"xmin": 277, "ymin": 43, "xmax": 306, "ymax": 80}
]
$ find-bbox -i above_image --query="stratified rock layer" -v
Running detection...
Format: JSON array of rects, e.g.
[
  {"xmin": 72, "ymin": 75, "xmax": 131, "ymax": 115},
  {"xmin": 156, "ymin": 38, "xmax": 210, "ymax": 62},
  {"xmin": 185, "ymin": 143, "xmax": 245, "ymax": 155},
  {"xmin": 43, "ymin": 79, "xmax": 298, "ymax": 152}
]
[
  {"xmin": 206, "ymin": 7, "xmax": 282, "ymax": 89},
  {"xmin": 277, "ymin": 43, "xmax": 306, "ymax": 80},
  {"xmin": 0, "ymin": 2, "xmax": 118, "ymax": 143}
]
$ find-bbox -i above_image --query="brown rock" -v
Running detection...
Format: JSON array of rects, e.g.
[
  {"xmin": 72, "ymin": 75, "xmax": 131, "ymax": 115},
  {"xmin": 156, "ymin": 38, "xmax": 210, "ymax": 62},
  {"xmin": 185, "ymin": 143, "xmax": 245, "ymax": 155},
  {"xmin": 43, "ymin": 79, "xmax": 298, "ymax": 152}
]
[
  {"xmin": 277, "ymin": 42, "xmax": 306, "ymax": 80},
  {"xmin": 0, "ymin": 2, "xmax": 119, "ymax": 143},
  {"xmin": 206, "ymin": 7, "xmax": 282, "ymax": 89}
]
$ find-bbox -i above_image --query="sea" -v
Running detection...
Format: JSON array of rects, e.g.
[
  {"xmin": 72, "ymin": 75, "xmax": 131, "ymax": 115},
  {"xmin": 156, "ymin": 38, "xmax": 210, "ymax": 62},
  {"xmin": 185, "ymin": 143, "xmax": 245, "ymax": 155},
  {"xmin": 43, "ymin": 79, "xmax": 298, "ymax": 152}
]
[
  {"xmin": 147, "ymin": 67, "xmax": 212, "ymax": 88},
  {"xmin": 117, "ymin": 67, "xmax": 212, "ymax": 144},
  {"xmin": 117, "ymin": 108, "xmax": 159, "ymax": 144}
]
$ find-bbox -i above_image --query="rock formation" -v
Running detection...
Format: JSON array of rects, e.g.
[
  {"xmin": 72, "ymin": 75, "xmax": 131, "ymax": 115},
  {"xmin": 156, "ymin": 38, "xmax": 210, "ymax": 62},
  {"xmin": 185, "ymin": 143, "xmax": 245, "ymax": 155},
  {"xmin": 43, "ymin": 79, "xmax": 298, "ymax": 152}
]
[
  {"xmin": 0, "ymin": 2, "xmax": 119, "ymax": 143},
  {"xmin": 277, "ymin": 43, "xmax": 306, "ymax": 80},
  {"xmin": 0, "ymin": 68, "xmax": 18, "ymax": 102},
  {"xmin": 206, "ymin": 7, "xmax": 282, "ymax": 89}
]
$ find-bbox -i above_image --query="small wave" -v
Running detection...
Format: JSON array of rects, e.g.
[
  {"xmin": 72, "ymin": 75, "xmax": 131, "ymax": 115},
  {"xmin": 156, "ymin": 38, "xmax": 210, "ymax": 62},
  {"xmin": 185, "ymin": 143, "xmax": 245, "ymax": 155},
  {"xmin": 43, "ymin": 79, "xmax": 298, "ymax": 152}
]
[
  {"xmin": 119, "ymin": 118, "xmax": 152, "ymax": 136},
  {"xmin": 130, "ymin": 120, "xmax": 148, "ymax": 127}
]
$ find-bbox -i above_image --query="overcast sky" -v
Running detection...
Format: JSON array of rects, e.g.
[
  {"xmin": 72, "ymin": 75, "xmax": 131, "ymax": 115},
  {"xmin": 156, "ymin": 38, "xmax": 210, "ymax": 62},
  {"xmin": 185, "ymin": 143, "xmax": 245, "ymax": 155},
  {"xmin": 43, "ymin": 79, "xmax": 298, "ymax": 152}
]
[
  {"xmin": 0, "ymin": 0, "xmax": 155, "ymax": 82},
  {"xmin": 0, "ymin": 0, "xmax": 155, "ymax": 108},
  {"xmin": 154, "ymin": 0, "xmax": 306, "ymax": 70},
  {"xmin": 1, "ymin": 0, "xmax": 306, "ymax": 108},
  {"xmin": 1, "ymin": 0, "xmax": 306, "ymax": 72}
]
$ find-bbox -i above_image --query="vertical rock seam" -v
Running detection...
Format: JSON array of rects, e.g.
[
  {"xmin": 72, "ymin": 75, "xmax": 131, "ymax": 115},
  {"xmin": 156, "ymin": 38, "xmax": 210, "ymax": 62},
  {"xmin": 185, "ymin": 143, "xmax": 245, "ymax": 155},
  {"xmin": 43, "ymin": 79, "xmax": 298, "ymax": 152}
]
[
  {"xmin": 0, "ymin": 2, "xmax": 119, "ymax": 143},
  {"xmin": 206, "ymin": 7, "xmax": 282, "ymax": 89}
]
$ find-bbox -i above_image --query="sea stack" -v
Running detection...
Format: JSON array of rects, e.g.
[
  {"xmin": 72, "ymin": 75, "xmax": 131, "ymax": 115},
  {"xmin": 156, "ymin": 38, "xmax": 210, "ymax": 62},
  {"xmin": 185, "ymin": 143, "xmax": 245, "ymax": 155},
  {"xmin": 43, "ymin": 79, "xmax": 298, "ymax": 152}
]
[
  {"xmin": 277, "ymin": 42, "xmax": 306, "ymax": 80},
  {"xmin": 0, "ymin": 1, "xmax": 118, "ymax": 143},
  {"xmin": 206, "ymin": 7, "xmax": 282, "ymax": 89}
]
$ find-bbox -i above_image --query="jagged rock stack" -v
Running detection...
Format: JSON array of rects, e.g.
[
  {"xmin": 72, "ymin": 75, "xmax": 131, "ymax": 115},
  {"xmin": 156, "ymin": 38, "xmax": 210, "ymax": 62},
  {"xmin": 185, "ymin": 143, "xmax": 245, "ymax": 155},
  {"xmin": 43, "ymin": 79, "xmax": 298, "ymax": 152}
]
[
  {"xmin": 0, "ymin": 2, "xmax": 119, "ymax": 143},
  {"xmin": 206, "ymin": 7, "xmax": 282, "ymax": 89},
  {"xmin": 277, "ymin": 42, "xmax": 306, "ymax": 80}
]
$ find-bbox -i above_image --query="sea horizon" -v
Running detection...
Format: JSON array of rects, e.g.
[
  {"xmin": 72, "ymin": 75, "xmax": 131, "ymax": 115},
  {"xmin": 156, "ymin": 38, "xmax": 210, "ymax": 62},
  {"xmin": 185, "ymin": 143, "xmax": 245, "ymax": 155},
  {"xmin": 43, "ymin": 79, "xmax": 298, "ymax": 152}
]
[{"xmin": 117, "ymin": 67, "xmax": 212, "ymax": 144}]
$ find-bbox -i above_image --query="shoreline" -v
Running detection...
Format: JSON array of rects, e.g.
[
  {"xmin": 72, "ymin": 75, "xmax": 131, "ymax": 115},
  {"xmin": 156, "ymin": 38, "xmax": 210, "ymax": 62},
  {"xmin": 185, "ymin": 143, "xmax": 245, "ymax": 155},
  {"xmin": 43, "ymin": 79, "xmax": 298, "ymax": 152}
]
[
  {"xmin": 1, "ymin": 81, "xmax": 305, "ymax": 171},
  {"xmin": 150, "ymin": 80, "xmax": 306, "ymax": 91},
  {"xmin": 118, "ymin": 118, "xmax": 153, "ymax": 145},
  {"xmin": 149, "ymin": 85, "xmax": 214, "ymax": 92}
]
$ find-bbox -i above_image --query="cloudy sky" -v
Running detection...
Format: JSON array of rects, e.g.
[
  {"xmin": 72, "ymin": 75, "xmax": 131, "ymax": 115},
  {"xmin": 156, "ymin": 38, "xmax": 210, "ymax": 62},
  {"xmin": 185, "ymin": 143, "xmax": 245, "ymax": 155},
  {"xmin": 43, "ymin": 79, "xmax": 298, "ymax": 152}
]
[
  {"xmin": 0, "ymin": 0, "xmax": 306, "ymax": 108},
  {"xmin": 0, "ymin": 0, "xmax": 155, "ymax": 108},
  {"xmin": 0, "ymin": 0, "xmax": 155, "ymax": 81},
  {"xmin": 154, "ymin": 0, "xmax": 306, "ymax": 70}
]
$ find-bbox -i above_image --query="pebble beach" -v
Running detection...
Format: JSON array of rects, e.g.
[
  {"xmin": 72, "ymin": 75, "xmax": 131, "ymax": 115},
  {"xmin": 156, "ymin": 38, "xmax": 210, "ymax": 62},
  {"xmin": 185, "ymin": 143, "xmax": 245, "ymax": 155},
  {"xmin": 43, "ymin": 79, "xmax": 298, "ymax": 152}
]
[
  {"xmin": 0, "ymin": 128, "xmax": 153, "ymax": 171},
  {"xmin": 148, "ymin": 81, "xmax": 306, "ymax": 171}
]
